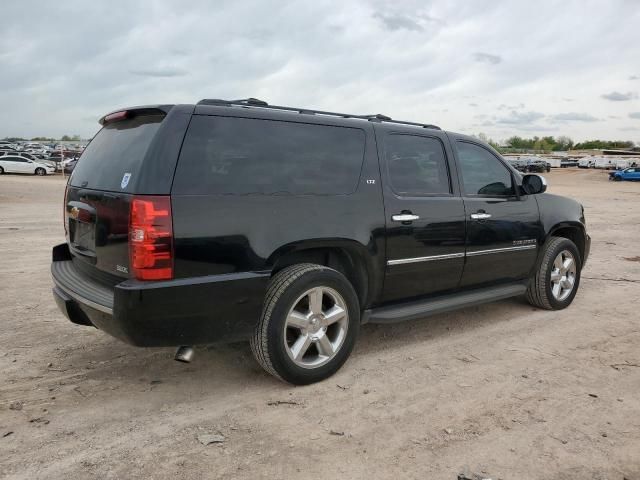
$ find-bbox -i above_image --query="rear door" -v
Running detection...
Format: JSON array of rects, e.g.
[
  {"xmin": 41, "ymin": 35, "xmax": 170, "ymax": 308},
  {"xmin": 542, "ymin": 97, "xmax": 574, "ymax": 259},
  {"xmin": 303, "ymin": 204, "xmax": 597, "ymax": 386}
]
[
  {"xmin": 65, "ymin": 112, "xmax": 167, "ymax": 279},
  {"xmin": 451, "ymin": 139, "xmax": 543, "ymax": 288},
  {"xmin": 378, "ymin": 128, "xmax": 466, "ymax": 302},
  {"xmin": 0, "ymin": 156, "xmax": 19, "ymax": 172}
]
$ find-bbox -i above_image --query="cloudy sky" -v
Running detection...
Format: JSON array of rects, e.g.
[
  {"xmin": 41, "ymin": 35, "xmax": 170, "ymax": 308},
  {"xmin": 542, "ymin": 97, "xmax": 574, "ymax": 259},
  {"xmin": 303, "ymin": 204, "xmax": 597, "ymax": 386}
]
[{"xmin": 2, "ymin": 0, "xmax": 640, "ymax": 142}]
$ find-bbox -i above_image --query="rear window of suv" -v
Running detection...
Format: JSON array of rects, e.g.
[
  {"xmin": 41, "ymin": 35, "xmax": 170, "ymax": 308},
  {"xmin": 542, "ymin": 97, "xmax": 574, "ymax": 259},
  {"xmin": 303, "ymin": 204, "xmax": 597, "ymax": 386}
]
[
  {"xmin": 70, "ymin": 114, "xmax": 163, "ymax": 191},
  {"xmin": 172, "ymin": 115, "xmax": 366, "ymax": 195}
]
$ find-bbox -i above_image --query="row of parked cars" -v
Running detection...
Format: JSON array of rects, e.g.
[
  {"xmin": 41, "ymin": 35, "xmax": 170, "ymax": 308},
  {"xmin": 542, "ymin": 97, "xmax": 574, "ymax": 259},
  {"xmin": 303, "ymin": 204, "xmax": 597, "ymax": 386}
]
[
  {"xmin": 578, "ymin": 156, "xmax": 639, "ymax": 170},
  {"xmin": 0, "ymin": 150, "xmax": 80, "ymax": 175},
  {"xmin": 505, "ymin": 156, "xmax": 551, "ymax": 173}
]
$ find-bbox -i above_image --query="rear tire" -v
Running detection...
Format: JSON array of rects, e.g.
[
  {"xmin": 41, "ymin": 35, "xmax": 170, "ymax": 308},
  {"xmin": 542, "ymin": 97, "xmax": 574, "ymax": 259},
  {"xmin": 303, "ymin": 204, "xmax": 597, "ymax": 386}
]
[
  {"xmin": 35, "ymin": 167, "xmax": 46, "ymax": 176},
  {"xmin": 526, "ymin": 236, "xmax": 581, "ymax": 310},
  {"xmin": 0, "ymin": 166, "xmax": 4, "ymax": 174},
  {"xmin": 251, "ymin": 263, "xmax": 360, "ymax": 385}
]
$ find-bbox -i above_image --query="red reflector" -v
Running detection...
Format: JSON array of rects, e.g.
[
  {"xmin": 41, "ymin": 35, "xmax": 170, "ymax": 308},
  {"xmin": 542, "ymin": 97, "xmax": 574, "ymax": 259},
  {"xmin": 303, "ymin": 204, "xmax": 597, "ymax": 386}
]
[
  {"xmin": 129, "ymin": 196, "xmax": 173, "ymax": 281},
  {"xmin": 104, "ymin": 111, "xmax": 128, "ymax": 123}
]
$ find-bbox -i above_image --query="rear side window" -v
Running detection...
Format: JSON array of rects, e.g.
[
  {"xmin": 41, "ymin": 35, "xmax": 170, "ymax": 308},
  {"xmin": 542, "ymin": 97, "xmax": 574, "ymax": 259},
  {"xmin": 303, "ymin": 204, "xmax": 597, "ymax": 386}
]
[
  {"xmin": 172, "ymin": 116, "xmax": 366, "ymax": 195},
  {"xmin": 385, "ymin": 134, "xmax": 451, "ymax": 196},
  {"xmin": 70, "ymin": 115, "xmax": 163, "ymax": 191}
]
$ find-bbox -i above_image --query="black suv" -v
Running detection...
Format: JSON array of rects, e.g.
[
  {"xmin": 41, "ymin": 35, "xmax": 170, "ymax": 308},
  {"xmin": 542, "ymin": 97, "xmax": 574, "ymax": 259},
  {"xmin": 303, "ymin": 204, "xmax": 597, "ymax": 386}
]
[{"xmin": 52, "ymin": 98, "xmax": 590, "ymax": 384}]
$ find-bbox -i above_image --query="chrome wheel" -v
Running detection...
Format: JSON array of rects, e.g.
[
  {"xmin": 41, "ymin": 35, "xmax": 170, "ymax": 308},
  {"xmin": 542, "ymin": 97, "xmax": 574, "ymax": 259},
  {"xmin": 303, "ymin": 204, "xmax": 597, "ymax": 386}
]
[
  {"xmin": 284, "ymin": 286, "xmax": 349, "ymax": 369},
  {"xmin": 550, "ymin": 250, "xmax": 576, "ymax": 301}
]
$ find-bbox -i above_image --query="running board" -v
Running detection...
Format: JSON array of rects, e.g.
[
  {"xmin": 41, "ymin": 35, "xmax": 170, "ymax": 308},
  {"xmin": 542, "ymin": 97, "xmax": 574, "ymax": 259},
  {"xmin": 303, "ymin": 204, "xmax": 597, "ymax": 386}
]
[{"xmin": 362, "ymin": 283, "xmax": 527, "ymax": 324}]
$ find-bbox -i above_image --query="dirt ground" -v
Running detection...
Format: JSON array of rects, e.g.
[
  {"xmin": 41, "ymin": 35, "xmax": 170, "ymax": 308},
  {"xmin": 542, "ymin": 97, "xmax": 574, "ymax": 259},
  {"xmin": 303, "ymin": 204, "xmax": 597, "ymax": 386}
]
[{"xmin": 1, "ymin": 169, "xmax": 639, "ymax": 480}]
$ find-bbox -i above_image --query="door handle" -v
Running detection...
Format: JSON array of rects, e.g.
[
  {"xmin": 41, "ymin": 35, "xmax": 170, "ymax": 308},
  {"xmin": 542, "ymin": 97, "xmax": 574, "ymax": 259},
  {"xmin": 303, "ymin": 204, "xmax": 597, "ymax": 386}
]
[
  {"xmin": 392, "ymin": 214, "xmax": 420, "ymax": 222},
  {"xmin": 470, "ymin": 212, "xmax": 492, "ymax": 220}
]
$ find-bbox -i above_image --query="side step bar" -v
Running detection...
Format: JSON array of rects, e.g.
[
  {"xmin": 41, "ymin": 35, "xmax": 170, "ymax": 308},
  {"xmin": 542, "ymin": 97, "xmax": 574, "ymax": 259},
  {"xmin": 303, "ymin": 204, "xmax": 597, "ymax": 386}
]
[{"xmin": 362, "ymin": 283, "xmax": 527, "ymax": 324}]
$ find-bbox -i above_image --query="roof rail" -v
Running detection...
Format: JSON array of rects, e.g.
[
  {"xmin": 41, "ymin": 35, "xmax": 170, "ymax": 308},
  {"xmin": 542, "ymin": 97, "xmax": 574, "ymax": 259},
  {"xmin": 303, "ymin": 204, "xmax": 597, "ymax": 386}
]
[{"xmin": 196, "ymin": 98, "xmax": 441, "ymax": 130}]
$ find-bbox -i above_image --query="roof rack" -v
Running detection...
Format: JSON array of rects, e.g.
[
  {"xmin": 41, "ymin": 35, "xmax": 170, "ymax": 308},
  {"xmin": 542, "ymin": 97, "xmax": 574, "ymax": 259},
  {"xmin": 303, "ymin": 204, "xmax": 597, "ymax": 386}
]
[{"xmin": 196, "ymin": 98, "xmax": 441, "ymax": 130}]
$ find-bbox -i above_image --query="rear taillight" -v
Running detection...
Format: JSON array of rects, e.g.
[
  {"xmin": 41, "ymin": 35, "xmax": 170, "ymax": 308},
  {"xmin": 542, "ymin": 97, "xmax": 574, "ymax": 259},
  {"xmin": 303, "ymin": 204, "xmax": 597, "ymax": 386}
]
[{"xmin": 129, "ymin": 195, "xmax": 173, "ymax": 281}]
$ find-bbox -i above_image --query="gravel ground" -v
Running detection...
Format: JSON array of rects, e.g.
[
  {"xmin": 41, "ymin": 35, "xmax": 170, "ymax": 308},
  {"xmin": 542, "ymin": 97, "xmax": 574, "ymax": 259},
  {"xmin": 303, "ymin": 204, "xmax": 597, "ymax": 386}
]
[{"xmin": 1, "ymin": 169, "xmax": 639, "ymax": 480}]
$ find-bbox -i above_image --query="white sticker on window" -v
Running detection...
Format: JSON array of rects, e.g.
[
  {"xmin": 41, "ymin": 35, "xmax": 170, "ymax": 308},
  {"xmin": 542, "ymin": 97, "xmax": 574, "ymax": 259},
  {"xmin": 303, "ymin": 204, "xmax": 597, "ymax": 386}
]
[{"xmin": 121, "ymin": 172, "xmax": 131, "ymax": 189}]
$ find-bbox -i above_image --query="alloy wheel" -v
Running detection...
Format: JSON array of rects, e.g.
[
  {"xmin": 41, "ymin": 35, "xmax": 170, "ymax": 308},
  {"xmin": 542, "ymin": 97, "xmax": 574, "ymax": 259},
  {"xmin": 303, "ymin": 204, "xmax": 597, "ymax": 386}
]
[
  {"xmin": 283, "ymin": 286, "xmax": 349, "ymax": 369},
  {"xmin": 550, "ymin": 250, "xmax": 577, "ymax": 301}
]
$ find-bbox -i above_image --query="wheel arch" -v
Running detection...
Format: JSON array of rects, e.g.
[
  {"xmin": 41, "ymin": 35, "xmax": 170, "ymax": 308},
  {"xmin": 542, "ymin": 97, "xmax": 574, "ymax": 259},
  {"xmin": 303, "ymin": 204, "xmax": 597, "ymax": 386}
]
[
  {"xmin": 267, "ymin": 239, "xmax": 375, "ymax": 308},
  {"xmin": 545, "ymin": 222, "xmax": 587, "ymax": 263}
]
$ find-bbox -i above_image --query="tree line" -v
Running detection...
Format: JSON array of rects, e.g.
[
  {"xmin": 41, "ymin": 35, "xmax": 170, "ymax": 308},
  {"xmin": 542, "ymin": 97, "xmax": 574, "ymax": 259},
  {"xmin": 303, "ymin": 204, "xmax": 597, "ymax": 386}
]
[
  {"xmin": 2, "ymin": 135, "xmax": 83, "ymax": 142},
  {"xmin": 477, "ymin": 133, "xmax": 637, "ymax": 153}
]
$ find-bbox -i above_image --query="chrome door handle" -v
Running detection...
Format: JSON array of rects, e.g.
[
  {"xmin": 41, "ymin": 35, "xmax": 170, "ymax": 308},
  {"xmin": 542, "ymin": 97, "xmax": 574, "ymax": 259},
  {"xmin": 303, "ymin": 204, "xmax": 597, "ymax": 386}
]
[
  {"xmin": 392, "ymin": 214, "xmax": 420, "ymax": 222},
  {"xmin": 470, "ymin": 213, "xmax": 492, "ymax": 220}
]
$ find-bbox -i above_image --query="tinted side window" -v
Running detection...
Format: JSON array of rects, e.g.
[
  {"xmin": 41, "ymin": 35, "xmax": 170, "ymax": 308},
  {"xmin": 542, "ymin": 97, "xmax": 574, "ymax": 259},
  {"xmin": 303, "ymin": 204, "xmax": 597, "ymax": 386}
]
[
  {"xmin": 173, "ymin": 116, "xmax": 366, "ymax": 195},
  {"xmin": 385, "ymin": 135, "xmax": 451, "ymax": 196},
  {"xmin": 456, "ymin": 142, "xmax": 514, "ymax": 196}
]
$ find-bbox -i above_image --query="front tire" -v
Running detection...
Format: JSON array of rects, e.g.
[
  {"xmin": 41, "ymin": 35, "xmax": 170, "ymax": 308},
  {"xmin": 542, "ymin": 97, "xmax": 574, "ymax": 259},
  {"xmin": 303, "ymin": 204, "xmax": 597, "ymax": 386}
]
[
  {"xmin": 526, "ymin": 236, "xmax": 582, "ymax": 310},
  {"xmin": 35, "ymin": 167, "xmax": 46, "ymax": 176},
  {"xmin": 0, "ymin": 166, "xmax": 4, "ymax": 174},
  {"xmin": 251, "ymin": 263, "xmax": 360, "ymax": 385}
]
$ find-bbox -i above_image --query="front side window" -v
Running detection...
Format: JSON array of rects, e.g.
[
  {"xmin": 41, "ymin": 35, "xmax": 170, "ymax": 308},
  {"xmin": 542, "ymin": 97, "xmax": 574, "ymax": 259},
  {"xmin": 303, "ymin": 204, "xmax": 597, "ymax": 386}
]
[
  {"xmin": 173, "ymin": 116, "xmax": 366, "ymax": 195},
  {"xmin": 385, "ymin": 134, "xmax": 451, "ymax": 196},
  {"xmin": 456, "ymin": 142, "xmax": 514, "ymax": 196}
]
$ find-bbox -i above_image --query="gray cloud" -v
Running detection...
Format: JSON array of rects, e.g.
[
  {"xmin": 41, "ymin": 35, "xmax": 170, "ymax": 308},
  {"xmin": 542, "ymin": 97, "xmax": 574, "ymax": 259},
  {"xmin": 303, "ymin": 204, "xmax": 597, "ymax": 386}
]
[
  {"xmin": 496, "ymin": 110, "xmax": 544, "ymax": 124},
  {"xmin": 630, "ymin": 112, "xmax": 640, "ymax": 119},
  {"xmin": 629, "ymin": 75, "xmax": 639, "ymax": 80},
  {"xmin": 473, "ymin": 52, "xmax": 502, "ymax": 64},
  {"xmin": 550, "ymin": 112, "xmax": 599, "ymax": 122},
  {"xmin": 372, "ymin": 12, "xmax": 437, "ymax": 32},
  {"xmin": 129, "ymin": 68, "xmax": 187, "ymax": 78},
  {"xmin": 601, "ymin": 91, "xmax": 637, "ymax": 101}
]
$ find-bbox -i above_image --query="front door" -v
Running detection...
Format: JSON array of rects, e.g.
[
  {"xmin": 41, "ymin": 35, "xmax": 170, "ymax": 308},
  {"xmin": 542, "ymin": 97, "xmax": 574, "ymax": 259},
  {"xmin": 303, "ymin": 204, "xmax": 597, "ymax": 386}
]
[
  {"xmin": 379, "ymin": 130, "xmax": 466, "ymax": 302},
  {"xmin": 451, "ymin": 139, "xmax": 543, "ymax": 288}
]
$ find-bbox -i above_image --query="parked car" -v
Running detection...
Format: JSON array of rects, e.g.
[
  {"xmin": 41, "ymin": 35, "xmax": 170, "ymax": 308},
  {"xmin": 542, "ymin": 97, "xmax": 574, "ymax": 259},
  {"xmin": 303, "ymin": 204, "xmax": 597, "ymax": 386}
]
[
  {"xmin": 62, "ymin": 158, "xmax": 78, "ymax": 174},
  {"xmin": 526, "ymin": 159, "xmax": 549, "ymax": 173},
  {"xmin": 506, "ymin": 158, "xmax": 527, "ymax": 172},
  {"xmin": 0, "ymin": 155, "xmax": 55, "ymax": 175},
  {"xmin": 51, "ymin": 99, "xmax": 590, "ymax": 385},
  {"xmin": 578, "ymin": 158, "xmax": 594, "ymax": 168},
  {"xmin": 608, "ymin": 167, "xmax": 640, "ymax": 181},
  {"xmin": 560, "ymin": 159, "xmax": 579, "ymax": 168}
]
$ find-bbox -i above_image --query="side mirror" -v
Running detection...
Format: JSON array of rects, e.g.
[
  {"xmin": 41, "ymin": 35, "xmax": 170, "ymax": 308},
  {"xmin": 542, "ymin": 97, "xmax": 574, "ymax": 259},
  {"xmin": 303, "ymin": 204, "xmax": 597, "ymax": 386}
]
[{"xmin": 522, "ymin": 174, "xmax": 547, "ymax": 195}]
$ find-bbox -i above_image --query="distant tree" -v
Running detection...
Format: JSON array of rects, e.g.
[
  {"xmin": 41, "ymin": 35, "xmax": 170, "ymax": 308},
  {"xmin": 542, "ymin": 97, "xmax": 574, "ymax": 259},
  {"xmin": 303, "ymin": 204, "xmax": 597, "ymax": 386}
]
[
  {"xmin": 60, "ymin": 135, "xmax": 72, "ymax": 141},
  {"xmin": 554, "ymin": 135, "xmax": 574, "ymax": 151}
]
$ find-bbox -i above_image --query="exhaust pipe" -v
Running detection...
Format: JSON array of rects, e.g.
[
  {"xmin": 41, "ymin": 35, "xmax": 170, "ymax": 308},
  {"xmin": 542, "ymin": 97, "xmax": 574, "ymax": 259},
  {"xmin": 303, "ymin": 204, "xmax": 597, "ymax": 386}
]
[{"xmin": 174, "ymin": 346, "xmax": 194, "ymax": 363}]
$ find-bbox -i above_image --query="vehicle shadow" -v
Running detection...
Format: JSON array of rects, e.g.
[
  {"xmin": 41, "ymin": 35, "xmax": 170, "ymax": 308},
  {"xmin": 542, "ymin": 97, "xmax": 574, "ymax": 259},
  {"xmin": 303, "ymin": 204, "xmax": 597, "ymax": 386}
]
[{"xmin": 58, "ymin": 296, "xmax": 534, "ymax": 393}]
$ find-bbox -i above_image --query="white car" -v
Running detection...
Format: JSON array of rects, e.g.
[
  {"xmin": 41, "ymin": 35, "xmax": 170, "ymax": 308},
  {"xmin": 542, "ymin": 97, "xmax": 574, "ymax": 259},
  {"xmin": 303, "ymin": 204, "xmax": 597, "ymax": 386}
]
[{"xmin": 0, "ymin": 155, "xmax": 56, "ymax": 175}]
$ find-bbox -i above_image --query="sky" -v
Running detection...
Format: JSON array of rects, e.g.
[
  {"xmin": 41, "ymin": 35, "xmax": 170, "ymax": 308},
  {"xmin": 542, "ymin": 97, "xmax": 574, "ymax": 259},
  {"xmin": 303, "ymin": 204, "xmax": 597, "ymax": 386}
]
[{"xmin": 1, "ymin": 0, "xmax": 640, "ymax": 143}]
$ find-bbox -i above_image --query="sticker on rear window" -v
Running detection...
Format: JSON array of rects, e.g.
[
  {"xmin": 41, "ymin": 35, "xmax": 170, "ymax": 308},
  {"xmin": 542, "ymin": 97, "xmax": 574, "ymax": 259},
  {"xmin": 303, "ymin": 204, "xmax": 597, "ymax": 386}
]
[{"xmin": 121, "ymin": 172, "xmax": 131, "ymax": 189}]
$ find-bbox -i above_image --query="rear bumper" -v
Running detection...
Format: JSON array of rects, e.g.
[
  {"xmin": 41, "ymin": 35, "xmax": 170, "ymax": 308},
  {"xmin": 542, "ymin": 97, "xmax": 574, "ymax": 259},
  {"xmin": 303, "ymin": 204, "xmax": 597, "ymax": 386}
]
[{"xmin": 51, "ymin": 243, "xmax": 269, "ymax": 347}]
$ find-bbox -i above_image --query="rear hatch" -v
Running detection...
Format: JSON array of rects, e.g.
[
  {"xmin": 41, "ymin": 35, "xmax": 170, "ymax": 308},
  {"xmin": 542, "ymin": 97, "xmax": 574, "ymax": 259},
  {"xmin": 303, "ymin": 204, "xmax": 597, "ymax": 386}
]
[{"xmin": 65, "ymin": 110, "xmax": 166, "ymax": 282}]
